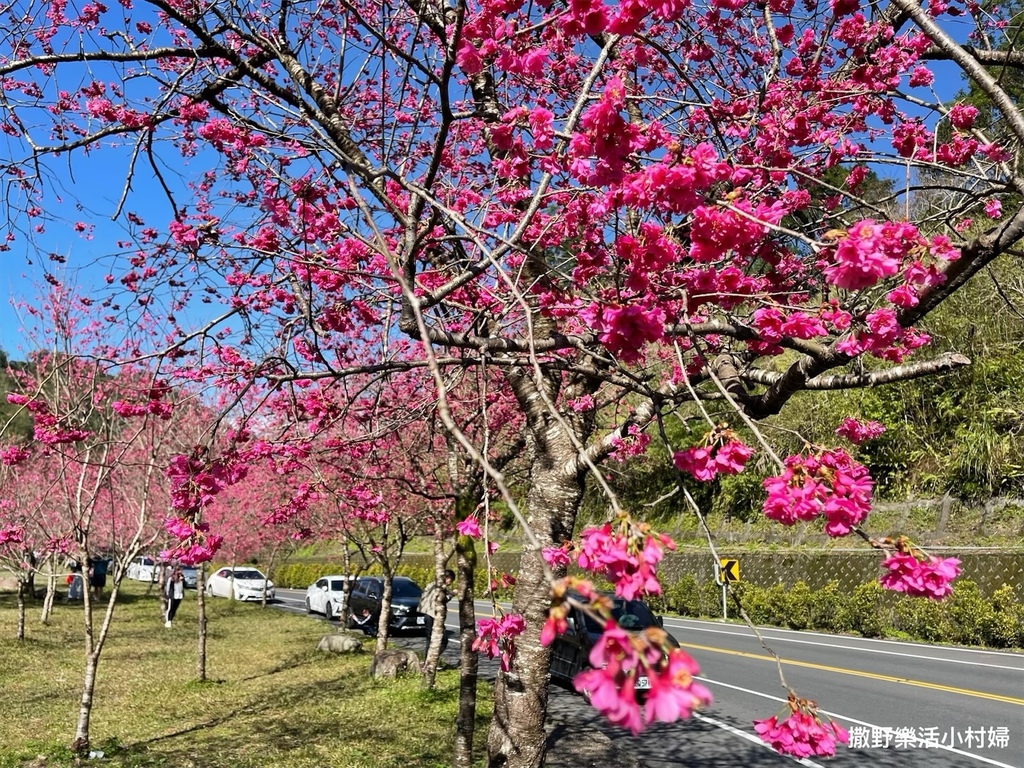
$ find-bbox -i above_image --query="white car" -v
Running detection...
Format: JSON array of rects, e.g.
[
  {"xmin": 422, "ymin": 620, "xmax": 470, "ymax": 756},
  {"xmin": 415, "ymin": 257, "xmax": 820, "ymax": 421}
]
[
  {"xmin": 305, "ymin": 575, "xmax": 355, "ymax": 619},
  {"xmin": 126, "ymin": 555, "xmax": 159, "ymax": 582},
  {"xmin": 205, "ymin": 567, "xmax": 275, "ymax": 601}
]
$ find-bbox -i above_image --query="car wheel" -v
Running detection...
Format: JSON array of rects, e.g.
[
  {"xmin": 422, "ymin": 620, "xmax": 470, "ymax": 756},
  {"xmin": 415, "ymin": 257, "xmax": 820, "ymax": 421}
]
[
  {"xmin": 304, "ymin": 598, "xmax": 313, "ymax": 614},
  {"xmin": 325, "ymin": 602, "xmax": 334, "ymax": 620}
]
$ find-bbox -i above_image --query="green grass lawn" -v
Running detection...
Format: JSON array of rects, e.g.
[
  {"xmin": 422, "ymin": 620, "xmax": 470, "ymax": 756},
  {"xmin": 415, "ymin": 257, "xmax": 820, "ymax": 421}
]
[{"xmin": 0, "ymin": 583, "xmax": 491, "ymax": 768}]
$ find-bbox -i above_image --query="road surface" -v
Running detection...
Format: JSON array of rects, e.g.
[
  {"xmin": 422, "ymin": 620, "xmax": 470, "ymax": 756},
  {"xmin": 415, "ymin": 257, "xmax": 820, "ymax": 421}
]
[{"xmin": 272, "ymin": 588, "xmax": 1024, "ymax": 767}]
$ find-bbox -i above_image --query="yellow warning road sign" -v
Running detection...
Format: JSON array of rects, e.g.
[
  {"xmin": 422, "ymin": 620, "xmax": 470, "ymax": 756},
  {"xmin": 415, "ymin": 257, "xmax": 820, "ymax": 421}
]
[{"xmin": 719, "ymin": 558, "xmax": 740, "ymax": 583}]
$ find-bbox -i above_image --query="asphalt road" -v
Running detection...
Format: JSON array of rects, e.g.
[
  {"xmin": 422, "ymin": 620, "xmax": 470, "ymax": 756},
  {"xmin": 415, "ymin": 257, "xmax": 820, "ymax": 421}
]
[{"xmin": 272, "ymin": 588, "xmax": 1024, "ymax": 768}]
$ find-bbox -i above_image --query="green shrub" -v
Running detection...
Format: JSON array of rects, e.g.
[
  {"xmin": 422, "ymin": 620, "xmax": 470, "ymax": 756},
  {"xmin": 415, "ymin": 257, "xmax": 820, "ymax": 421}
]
[
  {"xmin": 848, "ymin": 581, "xmax": 893, "ymax": 638},
  {"xmin": 945, "ymin": 580, "xmax": 993, "ymax": 645},
  {"xmin": 809, "ymin": 581, "xmax": 853, "ymax": 634},
  {"xmin": 892, "ymin": 592, "xmax": 945, "ymax": 642},
  {"xmin": 663, "ymin": 574, "xmax": 703, "ymax": 617},
  {"xmin": 782, "ymin": 581, "xmax": 813, "ymax": 630},
  {"xmin": 984, "ymin": 584, "xmax": 1024, "ymax": 648}
]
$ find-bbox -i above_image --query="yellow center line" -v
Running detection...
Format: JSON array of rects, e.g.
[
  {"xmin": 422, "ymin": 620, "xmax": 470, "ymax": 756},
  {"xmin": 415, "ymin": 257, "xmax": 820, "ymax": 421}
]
[{"xmin": 682, "ymin": 642, "xmax": 1024, "ymax": 707}]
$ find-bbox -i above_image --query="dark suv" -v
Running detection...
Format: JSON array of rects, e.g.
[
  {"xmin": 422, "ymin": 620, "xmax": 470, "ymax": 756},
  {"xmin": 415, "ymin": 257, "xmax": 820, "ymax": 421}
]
[
  {"xmin": 345, "ymin": 576, "xmax": 427, "ymax": 633},
  {"xmin": 549, "ymin": 594, "xmax": 679, "ymax": 694}
]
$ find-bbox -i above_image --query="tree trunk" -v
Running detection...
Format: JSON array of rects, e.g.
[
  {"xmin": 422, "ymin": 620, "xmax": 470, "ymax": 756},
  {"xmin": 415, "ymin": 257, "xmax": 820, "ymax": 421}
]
[
  {"xmin": 375, "ymin": 568, "xmax": 394, "ymax": 654},
  {"xmin": 196, "ymin": 566, "xmax": 208, "ymax": 682},
  {"xmin": 40, "ymin": 565, "xmax": 56, "ymax": 625},
  {"xmin": 261, "ymin": 549, "xmax": 277, "ymax": 608},
  {"xmin": 16, "ymin": 579, "xmax": 26, "ymax": 641},
  {"xmin": 486, "ymin": 458, "xmax": 581, "ymax": 768},
  {"xmin": 422, "ymin": 523, "xmax": 447, "ymax": 687},
  {"xmin": 338, "ymin": 542, "xmax": 354, "ymax": 629},
  {"xmin": 72, "ymin": 574, "xmax": 123, "ymax": 753},
  {"xmin": 453, "ymin": 530, "xmax": 479, "ymax": 768},
  {"xmin": 72, "ymin": 648, "xmax": 100, "ymax": 754}
]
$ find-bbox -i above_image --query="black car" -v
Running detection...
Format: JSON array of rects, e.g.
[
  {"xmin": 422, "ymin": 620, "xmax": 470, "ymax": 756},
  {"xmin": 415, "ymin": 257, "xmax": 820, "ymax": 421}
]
[
  {"xmin": 345, "ymin": 576, "xmax": 427, "ymax": 633},
  {"xmin": 549, "ymin": 594, "xmax": 679, "ymax": 694}
]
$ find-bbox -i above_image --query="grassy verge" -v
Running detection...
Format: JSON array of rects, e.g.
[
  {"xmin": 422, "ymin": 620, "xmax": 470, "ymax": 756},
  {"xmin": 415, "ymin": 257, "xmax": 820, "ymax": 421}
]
[{"xmin": 0, "ymin": 583, "xmax": 491, "ymax": 768}]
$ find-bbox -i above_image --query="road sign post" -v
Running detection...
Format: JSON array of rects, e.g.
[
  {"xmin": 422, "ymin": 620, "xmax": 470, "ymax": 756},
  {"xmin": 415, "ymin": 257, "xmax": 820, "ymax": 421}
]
[{"xmin": 715, "ymin": 559, "xmax": 740, "ymax": 621}]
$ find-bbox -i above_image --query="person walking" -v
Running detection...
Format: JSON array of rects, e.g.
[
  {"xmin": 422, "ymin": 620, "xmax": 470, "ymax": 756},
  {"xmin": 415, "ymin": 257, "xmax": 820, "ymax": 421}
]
[
  {"xmin": 164, "ymin": 566, "xmax": 185, "ymax": 628},
  {"xmin": 89, "ymin": 556, "xmax": 108, "ymax": 600},
  {"xmin": 418, "ymin": 569, "xmax": 454, "ymax": 657}
]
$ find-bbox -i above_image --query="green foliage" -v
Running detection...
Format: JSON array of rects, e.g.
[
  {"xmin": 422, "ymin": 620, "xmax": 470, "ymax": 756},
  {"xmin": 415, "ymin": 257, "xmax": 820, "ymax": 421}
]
[
  {"xmin": 656, "ymin": 573, "xmax": 719, "ymax": 617},
  {"xmin": 808, "ymin": 581, "xmax": 854, "ymax": 634},
  {"xmin": 710, "ymin": 470, "xmax": 768, "ymax": 522},
  {"xmin": 985, "ymin": 584, "xmax": 1024, "ymax": 648},
  {"xmin": 658, "ymin": 571, "xmax": 1021, "ymax": 648}
]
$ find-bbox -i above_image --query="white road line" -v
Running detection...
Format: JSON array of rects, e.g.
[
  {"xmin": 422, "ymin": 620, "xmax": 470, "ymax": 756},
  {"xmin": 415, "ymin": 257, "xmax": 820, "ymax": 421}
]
[
  {"xmin": 669, "ymin": 618, "xmax": 1024, "ymax": 659},
  {"xmin": 698, "ymin": 676, "xmax": 1020, "ymax": 768},
  {"xmin": 690, "ymin": 712, "xmax": 825, "ymax": 768},
  {"xmin": 663, "ymin": 622, "xmax": 1024, "ymax": 671}
]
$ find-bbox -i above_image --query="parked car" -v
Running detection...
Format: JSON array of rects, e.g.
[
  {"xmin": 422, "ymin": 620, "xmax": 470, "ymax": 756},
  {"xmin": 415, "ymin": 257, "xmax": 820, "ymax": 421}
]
[
  {"xmin": 345, "ymin": 576, "xmax": 426, "ymax": 633},
  {"xmin": 126, "ymin": 555, "xmax": 159, "ymax": 582},
  {"xmin": 205, "ymin": 567, "xmax": 275, "ymax": 601},
  {"xmin": 305, "ymin": 574, "xmax": 356, "ymax": 619},
  {"xmin": 548, "ymin": 594, "xmax": 678, "ymax": 695},
  {"xmin": 180, "ymin": 566, "xmax": 198, "ymax": 589}
]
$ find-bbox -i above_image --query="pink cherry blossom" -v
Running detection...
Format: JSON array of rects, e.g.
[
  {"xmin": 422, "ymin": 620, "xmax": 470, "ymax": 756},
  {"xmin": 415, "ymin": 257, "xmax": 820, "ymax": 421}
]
[
  {"xmin": 0, "ymin": 445, "xmax": 30, "ymax": 465},
  {"xmin": 879, "ymin": 552, "xmax": 961, "ymax": 599},
  {"xmin": 456, "ymin": 517, "xmax": 481, "ymax": 538},
  {"xmin": 948, "ymin": 103, "xmax": 979, "ymax": 130},
  {"xmin": 473, "ymin": 613, "xmax": 526, "ymax": 672},
  {"xmin": 762, "ymin": 449, "xmax": 872, "ymax": 536},
  {"xmin": 755, "ymin": 709, "xmax": 848, "ymax": 758},
  {"xmin": 542, "ymin": 544, "xmax": 572, "ymax": 568},
  {"xmin": 576, "ymin": 522, "xmax": 675, "ymax": 599},
  {"xmin": 574, "ymin": 620, "xmax": 710, "ymax": 735},
  {"xmin": 834, "ymin": 417, "xmax": 886, "ymax": 445}
]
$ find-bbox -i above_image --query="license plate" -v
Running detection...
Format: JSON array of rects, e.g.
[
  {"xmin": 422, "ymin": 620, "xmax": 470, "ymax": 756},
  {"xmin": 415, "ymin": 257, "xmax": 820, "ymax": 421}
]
[
  {"xmin": 636, "ymin": 676, "xmax": 650, "ymax": 690},
  {"xmin": 416, "ymin": 616, "xmax": 425, "ymax": 624}
]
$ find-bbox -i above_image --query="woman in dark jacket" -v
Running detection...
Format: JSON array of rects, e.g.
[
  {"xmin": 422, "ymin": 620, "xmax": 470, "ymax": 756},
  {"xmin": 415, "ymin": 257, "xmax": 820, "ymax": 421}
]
[{"xmin": 164, "ymin": 566, "xmax": 185, "ymax": 628}]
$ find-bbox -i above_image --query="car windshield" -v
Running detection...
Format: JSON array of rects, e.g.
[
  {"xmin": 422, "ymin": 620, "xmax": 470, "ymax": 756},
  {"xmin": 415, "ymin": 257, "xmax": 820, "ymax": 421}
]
[
  {"xmin": 582, "ymin": 599, "xmax": 658, "ymax": 633},
  {"xmin": 330, "ymin": 579, "xmax": 348, "ymax": 591},
  {"xmin": 392, "ymin": 579, "xmax": 422, "ymax": 599},
  {"xmin": 233, "ymin": 570, "xmax": 265, "ymax": 581}
]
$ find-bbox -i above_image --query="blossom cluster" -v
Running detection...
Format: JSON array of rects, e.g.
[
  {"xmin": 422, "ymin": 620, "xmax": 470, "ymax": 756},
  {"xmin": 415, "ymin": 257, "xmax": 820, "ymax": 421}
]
[
  {"xmin": 673, "ymin": 428, "xmax": 754, "ymax": 482},
  {"xmin": 166, "ymin": 453, "xmax": 245, "ymax": 513},
  {"xmin": 111, "ymin": 384, "xmax": 173, "ymax": 421},
  {"xmin": 162, "ymin": 516, "xmax": 223, "ymax": 565},
  {"xmin": 572, "ymin": 621, "xmax": 712, "ymax": 735},
  {"xmin": 0, "ymin": 526, "xmax": 25, "ymax": 545},
  {"xmin": 755, "ymin": 696, "xmax": 849, "ymax": 758},
  {"xmin": 576, "ymin": 517, "xmax": 676, "ymax": 600},
  {"xmin": 879, "ymin": 547, "xmax": 961, "ymax": 600},
  {"xmin": 762, "ymin": 448, "xmax": 873, "ymax": 537},
  {"xmin": 473, "ymin": 613, "xmax": 526, "ymax": 672},
  {"xmin": 0, "ymin": 445, "xmax": 31, "ymax": 466},
  {"xmin": 834, "ymin": 417, "xmax": 886, "ymax": 445},
  {"xmin": 6, "ymin": 392, "xmax": 91, "ymax": 445}
]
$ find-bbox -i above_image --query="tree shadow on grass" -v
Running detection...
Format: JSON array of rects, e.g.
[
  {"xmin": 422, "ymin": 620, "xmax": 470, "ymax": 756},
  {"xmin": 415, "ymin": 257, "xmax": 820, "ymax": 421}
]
[{"xmin": 117, "ymin": 668, "xmax": 453, "ymax": 768}]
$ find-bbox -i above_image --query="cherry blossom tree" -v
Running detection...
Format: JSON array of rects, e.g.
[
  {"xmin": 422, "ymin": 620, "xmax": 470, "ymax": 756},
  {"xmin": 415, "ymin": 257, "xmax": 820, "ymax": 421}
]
[
  {"xmin": 0, "ymin": 291, "xmax": 227, "ymax": 752},
  {"xmin": 3, "ymin": 0, "xmax": 1021, "ymax": 763}
]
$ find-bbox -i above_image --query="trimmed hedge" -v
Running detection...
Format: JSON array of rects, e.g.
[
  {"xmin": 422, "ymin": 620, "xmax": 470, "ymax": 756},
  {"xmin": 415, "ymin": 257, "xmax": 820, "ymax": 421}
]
[
  {"xmin": 265, "ymin": 559, "xmax": 1023, "ymax": 649},
  {"xmin": 709, "ymin": 578, "xmax": 1021, "ymax": 648}
]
